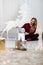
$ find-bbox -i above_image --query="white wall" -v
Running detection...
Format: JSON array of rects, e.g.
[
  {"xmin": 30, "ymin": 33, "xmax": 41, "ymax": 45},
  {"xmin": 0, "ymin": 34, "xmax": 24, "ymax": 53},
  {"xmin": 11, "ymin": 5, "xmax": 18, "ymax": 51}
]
[
  {"xmin": 28, "ymin": 0, "xmax": 43, "ymax": 33},
  {"xmin": 0, "ymin": 0, "xmax": 23, "ymax": 31},
  {"xmin": 0, "ymin": 0, "xmax": 43, "ymax": 33}
]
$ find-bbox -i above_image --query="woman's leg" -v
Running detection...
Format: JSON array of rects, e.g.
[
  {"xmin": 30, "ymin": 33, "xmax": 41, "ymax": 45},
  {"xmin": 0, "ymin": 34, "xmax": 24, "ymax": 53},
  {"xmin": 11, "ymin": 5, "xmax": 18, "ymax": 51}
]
[
  {"xmin": 25, "ymin": 34, "xmax": 32, "ymax": 40},
  {"xmin": 30, "ymin": 33, "xmax": 39, "ymax": 40},
  {"xmin": 25, "ymin": 33, "xmax": 39, "ymax": 40}
]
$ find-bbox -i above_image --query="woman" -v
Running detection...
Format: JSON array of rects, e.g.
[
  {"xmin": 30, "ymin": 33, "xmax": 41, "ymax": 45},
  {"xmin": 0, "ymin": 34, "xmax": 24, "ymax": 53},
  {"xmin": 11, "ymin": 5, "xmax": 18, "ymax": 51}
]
[{"xmin": 22, "ymin": 17, "xmax": 39, "ymax": 41}]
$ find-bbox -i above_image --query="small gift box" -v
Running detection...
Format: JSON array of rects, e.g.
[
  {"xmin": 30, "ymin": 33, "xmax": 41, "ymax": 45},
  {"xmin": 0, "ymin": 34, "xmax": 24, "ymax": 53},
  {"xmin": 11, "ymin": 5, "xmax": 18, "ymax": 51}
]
[
  {"xmin": 15, "ymin": 40, "xmax": 27, "ymax": 50},
  {"xmin": 15, "ymin": 40, "xmax": 21, "ymax": 49},
  {"xmin": 0, "ymin": 38, "xmax": 5, "ymax": 50}
]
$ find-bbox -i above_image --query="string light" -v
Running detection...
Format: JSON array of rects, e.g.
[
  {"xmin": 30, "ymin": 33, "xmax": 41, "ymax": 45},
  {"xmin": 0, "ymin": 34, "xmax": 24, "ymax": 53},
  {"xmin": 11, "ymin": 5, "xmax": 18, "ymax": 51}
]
[
  {"xmin": 3, "ymin": 61, "xmax": 6, "ymax": 64},
  {"xmin": 6, "ymin": 59, "xmax": 10, "ymax": 64}
]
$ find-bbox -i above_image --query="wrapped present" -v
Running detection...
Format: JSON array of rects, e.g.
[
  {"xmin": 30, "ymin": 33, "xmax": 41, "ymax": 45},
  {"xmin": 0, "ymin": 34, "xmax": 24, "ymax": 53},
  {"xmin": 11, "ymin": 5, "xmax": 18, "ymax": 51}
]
[
  {"xmin": 0, "ymin": 38, "xmax": 5, "ymax": 50},
  {"xmin": 15, "ymin": 40, "xmax": 27, "ymax": 50}
]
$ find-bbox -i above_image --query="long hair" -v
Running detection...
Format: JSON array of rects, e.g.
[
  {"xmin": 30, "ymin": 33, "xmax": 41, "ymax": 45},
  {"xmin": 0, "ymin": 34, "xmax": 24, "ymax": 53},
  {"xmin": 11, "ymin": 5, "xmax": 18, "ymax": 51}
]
[{"xmin": 30, "ymin": 17, "xmax": 37, "ymax": 33}]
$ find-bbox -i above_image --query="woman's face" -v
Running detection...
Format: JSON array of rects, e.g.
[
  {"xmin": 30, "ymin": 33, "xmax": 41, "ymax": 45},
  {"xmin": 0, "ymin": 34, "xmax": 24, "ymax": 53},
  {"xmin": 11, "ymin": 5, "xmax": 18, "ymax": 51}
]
[{"xmin": 30, "ymin": 19, "xmax": 37, "ymax": 26}]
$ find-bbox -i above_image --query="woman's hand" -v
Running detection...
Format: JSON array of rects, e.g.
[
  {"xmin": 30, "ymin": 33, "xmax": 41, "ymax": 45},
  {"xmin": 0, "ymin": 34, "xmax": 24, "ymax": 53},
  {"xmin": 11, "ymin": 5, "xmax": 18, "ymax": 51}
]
[
  {"xmin": 16, "ymin": 26, "xmax": 19, "ymax": 28},
  {"xmin": 25, "ymin": 32, "xmax": 29, "ymax": 35}
]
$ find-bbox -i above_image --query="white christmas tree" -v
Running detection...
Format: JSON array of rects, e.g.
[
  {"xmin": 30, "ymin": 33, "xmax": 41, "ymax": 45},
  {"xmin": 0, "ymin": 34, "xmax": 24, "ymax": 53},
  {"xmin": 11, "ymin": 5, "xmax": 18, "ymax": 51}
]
[{"xmin": 16, "ymin": 0, "xmax": 31, "ymax": 27}]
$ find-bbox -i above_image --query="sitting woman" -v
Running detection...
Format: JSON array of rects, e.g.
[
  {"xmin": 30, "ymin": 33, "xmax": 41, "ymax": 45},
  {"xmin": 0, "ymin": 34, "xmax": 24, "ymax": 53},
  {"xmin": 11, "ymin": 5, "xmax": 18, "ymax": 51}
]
[{"xmin": 22, "ymin": 17, "xmax": 39, "ymax": 41}]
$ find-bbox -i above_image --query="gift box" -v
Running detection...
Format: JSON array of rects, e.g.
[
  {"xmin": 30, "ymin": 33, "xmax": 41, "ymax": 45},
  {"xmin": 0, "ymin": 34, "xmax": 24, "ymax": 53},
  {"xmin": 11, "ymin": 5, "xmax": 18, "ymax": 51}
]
[
  {"xmin": 0, "ymin": 38, "xmax": 5, "ymax": 50},
  {"xmin": 15, "ymin": 40, "xmax": 27, "ymax": 50}
]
